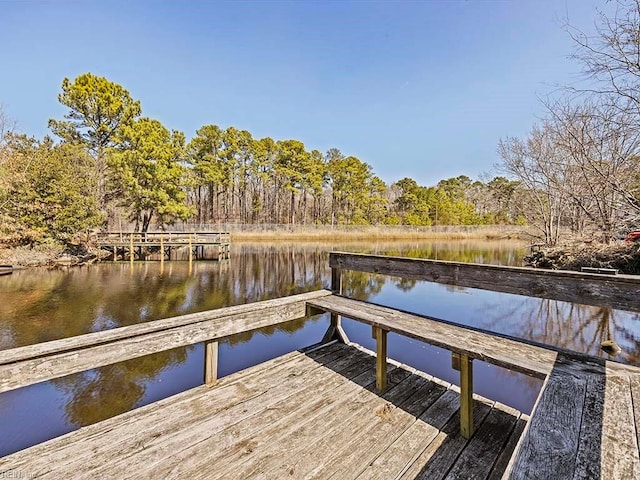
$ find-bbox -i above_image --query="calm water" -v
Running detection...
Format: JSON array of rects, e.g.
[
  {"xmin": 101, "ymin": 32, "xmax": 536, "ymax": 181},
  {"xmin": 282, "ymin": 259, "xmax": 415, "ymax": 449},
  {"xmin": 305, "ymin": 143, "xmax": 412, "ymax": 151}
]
[{"xmin": 1, "ymin": 240, "xmax": 639, "ymax": 456}]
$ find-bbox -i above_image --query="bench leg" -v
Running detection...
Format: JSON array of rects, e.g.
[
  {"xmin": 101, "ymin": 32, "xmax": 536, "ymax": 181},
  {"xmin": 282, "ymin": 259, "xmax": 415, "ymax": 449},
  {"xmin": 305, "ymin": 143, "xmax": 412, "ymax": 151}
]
[
  {"xmin": 459, "ymin": 353, "xmax": 474, "ymax": 439},
  {"xmin": 204, "ymin": 340, "xmax": 218, "ymax": 386},
  {"xmin": 373, "ymin": 326, "xmax": 388, "ymax": 392}
]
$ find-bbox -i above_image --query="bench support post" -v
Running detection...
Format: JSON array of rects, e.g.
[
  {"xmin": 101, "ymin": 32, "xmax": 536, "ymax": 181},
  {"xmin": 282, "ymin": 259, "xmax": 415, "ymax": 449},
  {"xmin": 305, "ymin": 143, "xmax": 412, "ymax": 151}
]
[
  {"xmin": 322, "ymin": 268, "xmax": 350, "ymax": 344},
  {"xmin": 373, "ymin": 326, "xmax": 388, "ymax": 392},
  {"xmin": 204, "ymin": 339, "xmax": 218, "ymax": 386},
  {"xmin": 459, "ymin": 353, "xmax": 474, "ymax": 439}
]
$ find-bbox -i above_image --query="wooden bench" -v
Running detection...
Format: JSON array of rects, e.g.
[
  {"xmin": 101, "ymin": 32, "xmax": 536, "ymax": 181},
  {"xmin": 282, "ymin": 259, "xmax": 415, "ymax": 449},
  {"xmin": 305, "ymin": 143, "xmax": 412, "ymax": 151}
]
[
  {"xmin": 306, "ymin": 251, "xmax": 640, "ymax": 478},
  {"xmin": 306, "ymin": 294, "xmax": 640, "ymax": 478}
]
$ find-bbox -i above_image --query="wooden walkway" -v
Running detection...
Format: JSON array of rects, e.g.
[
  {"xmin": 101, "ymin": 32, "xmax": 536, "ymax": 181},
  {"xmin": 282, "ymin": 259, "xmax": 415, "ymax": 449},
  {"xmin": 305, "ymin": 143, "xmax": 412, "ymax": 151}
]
[
  {"xmin": 2, "ymin": 252, "xmax": 640, "ymax": 478},
  {"xmin": 0, "ymin": 342, "xmax": 526, "ymax": 479},
  {"xmin": 96, "ymin": 231, "xmax": 230, "ymax": 261}
]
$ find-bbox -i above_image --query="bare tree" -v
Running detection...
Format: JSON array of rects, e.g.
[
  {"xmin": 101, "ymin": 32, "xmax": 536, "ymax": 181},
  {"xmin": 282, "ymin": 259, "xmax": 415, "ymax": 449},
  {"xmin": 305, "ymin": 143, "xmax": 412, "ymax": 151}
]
[
  {"xmin": 567, "ymin": 0, "xmax": 640, "ymax": 115},
  {"xmin": 498, "ymin": 122, "xmax": 571, "ymax": 245},
  {"xmin": 546, "ymin": 98, "xmax": 640, "ymax": 240}
]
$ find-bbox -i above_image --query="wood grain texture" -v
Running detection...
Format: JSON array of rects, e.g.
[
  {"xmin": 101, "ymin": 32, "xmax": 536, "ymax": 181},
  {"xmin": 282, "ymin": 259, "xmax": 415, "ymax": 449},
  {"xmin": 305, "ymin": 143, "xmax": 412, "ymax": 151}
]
[
  {"xmin": 330, "ymin": 251, "xmax": 640, "ymax": 312},
  {"xmin": 406, "ymin": 398, "xmax": 494, "ymax": 480},
  {"xmin": 307, "ymin": 295, "xmax": 640, "ymax": 378},
  {"xmin": 308, "ymin": 295, "xmax": 555, "ymax": 378},
  {"xmin": 507, "ymin": 372, "xmax": 587, "ymax": 480},
  {"xmin": 351, "ymin": 385, "xmax": 458, "ymax": 480},
  {"xmin": 459, "ymin": 354, "xmax": 473, "ymax": 439},
  {"xmin": 630, "ymin": 375, "xmax": 640, "ymax": 457},
  {"xmin": 204, "ymin": 340, "xmax": 218, "ymax": 385},
  {"xmin": 375, "ymin": 326, "xmax": 388, "ymax": 392},
  {"xmin": 596, "ymin": 374, "xmax": 640, "ymax": 479},
  {"xmin": 444, "ymin": 404, "xmax": 518, "ymax": 479},
  {"xmin": 487, "ymin": 415, "xmax": 528, "ymax": 480},
  {"xmin": 0, "ymin": 290, "xmax": 331, "ymax": 393},
  {"xmin": 0, "ymin": 343, "xmax": 525, "ymax": 480},
  {"xmin": 2, "ymin": 345, "xmax": 347, "ymax": 474}
]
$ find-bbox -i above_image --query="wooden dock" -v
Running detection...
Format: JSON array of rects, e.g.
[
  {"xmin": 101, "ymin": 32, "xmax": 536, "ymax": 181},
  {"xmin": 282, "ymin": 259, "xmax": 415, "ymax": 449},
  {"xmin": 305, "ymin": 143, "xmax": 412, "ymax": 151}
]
[
  {"xmin": 96, "ymin": 231, "xmax": 230, "ymax": 261},
  {"xmin": 0, "ymin": 265, "xmax": 12, "ymax": 276},
  {"xmin": 0, "ymin": 342, "xmax": 525, "ymax": 479},
  {"xmin": 2, "ymin": 252, "xmax": 640, "ymax": 478}
]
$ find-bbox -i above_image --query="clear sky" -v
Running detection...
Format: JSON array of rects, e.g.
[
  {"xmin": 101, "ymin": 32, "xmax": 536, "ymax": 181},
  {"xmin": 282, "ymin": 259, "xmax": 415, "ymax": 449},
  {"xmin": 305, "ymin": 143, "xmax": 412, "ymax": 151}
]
[{"xmin": 1, "ymin": 0, "xmax": 610, "ymax": 186}]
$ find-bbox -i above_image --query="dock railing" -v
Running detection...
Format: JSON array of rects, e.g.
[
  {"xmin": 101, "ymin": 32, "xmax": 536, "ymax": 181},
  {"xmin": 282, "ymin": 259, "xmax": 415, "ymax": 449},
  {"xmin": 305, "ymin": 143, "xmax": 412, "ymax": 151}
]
[
  {"xmin": 307, "ymin": 251, "xmax": 640, "ymax": 440},
  {"xmin": 0, "ymin": 290, "xmax": 330, "ymax": 394},
  {"xmin": 95, "ymin": 231, "xmax": 230, "ymax": 245},
  {"xmin": 2, "ymin": 252, "xmax": 640, "ymax": 476}
]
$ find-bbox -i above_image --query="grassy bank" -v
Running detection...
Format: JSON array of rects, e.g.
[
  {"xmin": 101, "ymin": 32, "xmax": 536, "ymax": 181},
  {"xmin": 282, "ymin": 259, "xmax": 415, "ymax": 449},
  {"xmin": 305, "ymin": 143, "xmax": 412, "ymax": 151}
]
[
  {"xmin": 0, "ymin": 225, "xmax": 531, "ymax": 267},
  {"xmin": 227, "ymin": 225, "xmax": 530, "ymax": 242}
]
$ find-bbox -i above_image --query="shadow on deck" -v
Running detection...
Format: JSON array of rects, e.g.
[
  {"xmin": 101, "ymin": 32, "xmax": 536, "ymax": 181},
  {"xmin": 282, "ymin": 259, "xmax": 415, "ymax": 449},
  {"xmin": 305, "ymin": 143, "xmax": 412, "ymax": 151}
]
[{"xmin": 0, "ymin": 342, "xmax": 524, "ymax": 479}]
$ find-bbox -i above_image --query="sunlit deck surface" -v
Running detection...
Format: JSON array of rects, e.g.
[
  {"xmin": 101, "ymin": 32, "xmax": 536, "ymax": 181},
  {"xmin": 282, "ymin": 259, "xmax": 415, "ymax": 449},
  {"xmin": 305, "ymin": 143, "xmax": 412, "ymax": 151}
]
[{"xmin": 1, "ymin": 342, "xmax": 525, "ymax": 479}]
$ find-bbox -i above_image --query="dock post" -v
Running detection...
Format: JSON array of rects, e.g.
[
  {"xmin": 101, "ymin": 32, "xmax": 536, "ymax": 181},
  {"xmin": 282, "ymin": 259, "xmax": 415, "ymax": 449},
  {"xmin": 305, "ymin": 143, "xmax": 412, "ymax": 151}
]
[
  {"xmin": 160, "ymin": 234, "xmax": 164, "ymax": 266},
  {"xmin": 459, "ymin": 353, "xmax": 474, "ymax": 439},
  {"xmin": 204, "ymin": 340, "xmax": 218, "ymax": 385},
  {"xmin": 129, "ymin": 234, "xmax": 134, "ymax": 263},
  {"xmin": 373, "ymin": 326, "xmax": 388, "ymax": 392},
  {"xmin": 189, "ymin": 234, "xmax": 193, "ymax": 264},
  {"xmin": 113, "ymin": 245, "xmax": 116, "ymax": 262},
  {"xmin": 322, "ymin": 268, "xmax": 348, "ymax": 343}
]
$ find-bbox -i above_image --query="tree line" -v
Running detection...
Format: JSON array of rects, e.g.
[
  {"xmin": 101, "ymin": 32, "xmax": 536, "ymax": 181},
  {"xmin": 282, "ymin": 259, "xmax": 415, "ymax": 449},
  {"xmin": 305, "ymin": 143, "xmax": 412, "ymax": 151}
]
[
  {"xmin": 498, "ymin": 0, "xmax": 640, "ymax": 245},
  {"xmin": 1, "ymin": 73, "xmax": 525, "ymax": 245}
]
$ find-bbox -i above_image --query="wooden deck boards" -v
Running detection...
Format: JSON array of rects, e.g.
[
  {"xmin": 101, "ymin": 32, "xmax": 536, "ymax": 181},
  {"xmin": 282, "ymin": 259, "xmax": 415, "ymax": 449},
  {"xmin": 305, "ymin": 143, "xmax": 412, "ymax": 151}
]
[{"xmin": 0, "ymin": 343, "xmax": 524, "ymax": 479}]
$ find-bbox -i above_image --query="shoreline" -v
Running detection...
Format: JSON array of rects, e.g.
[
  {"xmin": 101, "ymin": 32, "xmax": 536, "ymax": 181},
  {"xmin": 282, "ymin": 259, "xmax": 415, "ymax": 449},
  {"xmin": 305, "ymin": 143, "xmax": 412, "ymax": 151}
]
[
  {"xmin": 524, "ymin": 241, "xmax": 640, "ymax": 275},
  {"xmin": 0, "ymin": 227, "xmax": 529, "ymax": 268}
]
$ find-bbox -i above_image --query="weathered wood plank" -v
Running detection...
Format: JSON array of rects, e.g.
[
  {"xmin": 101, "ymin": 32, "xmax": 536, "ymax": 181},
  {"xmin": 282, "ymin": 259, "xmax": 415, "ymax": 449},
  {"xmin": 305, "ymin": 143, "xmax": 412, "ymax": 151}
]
[
  {"xmin": 203, "ymin": 340, "xmax": 218, "ymax": 385},
  {"xmin": 630, "ymin": 375, "xmax": 640, "ymax": 458},
  {"xmin": 137, "ymin": 357, "xmax": 401, "ymax": 479},
  {"xmin": 1, "ymin": 346, "xmax": 342, "ymax": 473},
  {"xmin": 330, "ymin": 251, "xmax": 640, "ymax": 312},
  {"xmin": 570, "ymin": 373, "xmax": 640, "ymax": 480},
  {"xmin": 1, "ymin": 343, "xmax": 347, "ymax": 473},
  {"xmin": 444, "ymin": 403, "xmax": 519, "ymax": 479},
  {"xmin": 297, "ymin": 373, "xmax": 439, "ymax": 480},
  {"xmin": 572, "ymin": 374, "xmax": 606, "ymax": 480},
  {"xmin": 217, "ymin": 366, "xmax": 419, "ymax": 480},
  {"xmin": 308, "ymin": 294, "xmax": 555, "ymax": 378},
  {"xmin": 374, "ymin": 326, "xmax": 388, "ymax": 391},
  {"xmin": 459, "ymin": 353, "xmax": 473, "ymax": 439},
  {"xmin": 487, "ymin": 414, "xmax": 528, "ymax": 480},
  {"xmin": 400, "ymin": 397, "xmax": 494, "ymax": 480},
  {"xmin": 581, "ymin": 375, "xmax": 640, "ymax": 479},
  {"xmin": 506, "ymin": 372, "xmax": 587, "ymax": 480},
  {"xmin": 0, "ymin": 289, "xmax": 331, "ymax": 366},
  {"xmin": 307, "ymin": 295, "xmax": 640, "ymax": 378},
  {"xmin": 94, "ymin": 363, "xmax": 382, "ymax": 479},
  {"xmin": 0, "ymin": 291, "xmax": 332, "ymax": 393},
  {"xmin": 350, "ymin": 385, "xmax": 460, "ymax": 480},
  {"xmin": 2, "ymin": 344, "xmax": 361, "ymax": 477}
]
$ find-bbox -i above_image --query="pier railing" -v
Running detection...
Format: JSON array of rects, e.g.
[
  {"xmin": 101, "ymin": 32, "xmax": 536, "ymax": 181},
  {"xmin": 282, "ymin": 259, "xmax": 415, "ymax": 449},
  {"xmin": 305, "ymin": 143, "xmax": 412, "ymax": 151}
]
[
  {"xmin": 0, "ymin": 290, "xmax": 330, "ymax": 394},
  {"xmin": 307, "ymin": 251, "xmax": 640, "ymax": 440},
  {"xmin": 96, "ymin": 231, "xmax": 230, "ymax": 245},
  {"xmin": 2, "ymin": 252, "xmax": 640, "ymax": 475}
]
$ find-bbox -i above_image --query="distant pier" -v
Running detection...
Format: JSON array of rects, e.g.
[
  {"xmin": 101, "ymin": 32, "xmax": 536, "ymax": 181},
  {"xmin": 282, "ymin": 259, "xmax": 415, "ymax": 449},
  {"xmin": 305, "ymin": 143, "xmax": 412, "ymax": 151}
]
[
  {"xmin": 96, "ymin": 231, "xmax": 230, "ymax": 261},
  {"xmin": 0, "ymin": 265, "xmax": 12, "ymax": 276}
]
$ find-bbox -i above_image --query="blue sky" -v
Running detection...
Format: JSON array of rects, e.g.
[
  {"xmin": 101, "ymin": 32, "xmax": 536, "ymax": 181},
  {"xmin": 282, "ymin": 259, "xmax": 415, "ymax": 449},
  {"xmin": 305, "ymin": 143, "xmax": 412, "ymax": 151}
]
[{"xmin": 1, "ymin": 0, "xmax": 608, "ymax": 186}]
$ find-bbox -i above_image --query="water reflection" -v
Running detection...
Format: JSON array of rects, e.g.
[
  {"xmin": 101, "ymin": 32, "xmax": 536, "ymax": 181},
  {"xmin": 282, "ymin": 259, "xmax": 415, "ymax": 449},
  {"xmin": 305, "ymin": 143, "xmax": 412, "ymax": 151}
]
[{"xmin": 6, "ymin": 239, "xmax": 635, "ymax": 457}]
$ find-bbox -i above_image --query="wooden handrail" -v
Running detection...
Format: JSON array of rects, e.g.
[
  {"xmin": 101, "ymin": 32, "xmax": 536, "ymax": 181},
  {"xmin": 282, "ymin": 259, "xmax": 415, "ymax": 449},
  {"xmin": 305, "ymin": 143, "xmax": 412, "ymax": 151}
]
[
  {"xmin": 0, "ymin": 290, "xmax": 331, "ymax": 394},
  {"xmin": 325, "ymin": 251, "xmax": 640, "ymax": 438},
  {"xmin": 329, "ymin": 251, "xmax": 640, "ymax": 312}
]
